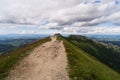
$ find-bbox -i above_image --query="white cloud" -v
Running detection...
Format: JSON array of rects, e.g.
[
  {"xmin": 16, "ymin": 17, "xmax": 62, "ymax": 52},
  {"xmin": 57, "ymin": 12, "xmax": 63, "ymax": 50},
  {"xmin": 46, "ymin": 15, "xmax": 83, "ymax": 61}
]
[
  {"xmin": 61, "ymin": 26, "xmax": 120, "ymax": 34},
  {"xmin": 0, "ymin": 0, "xmax": 120, "ymax": 34},
  {"xmin": 50, "ymin": 1, "xmax": 120, "ymax": 26}
]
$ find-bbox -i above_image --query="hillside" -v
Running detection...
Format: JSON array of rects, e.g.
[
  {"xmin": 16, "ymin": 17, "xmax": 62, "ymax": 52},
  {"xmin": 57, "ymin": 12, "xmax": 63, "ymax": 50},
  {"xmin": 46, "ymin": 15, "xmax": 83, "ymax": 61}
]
[
  {"xmin": 0, "ymin": 37, "xmax": 51, "ymax": 80},
  {"xmin": 57, "ymin": 34, "xmax": 120, "ymax": 80},
  {"xmin": 0, "ymin": 38, "xmax": 38, "ymax": 55},
  {"xmin": 67, "ymin": 35, "xmax": 120, "ymax": 73},
  {"xmin": 0, "ymin": 34, "xmax": 120, "ymax": 80}
]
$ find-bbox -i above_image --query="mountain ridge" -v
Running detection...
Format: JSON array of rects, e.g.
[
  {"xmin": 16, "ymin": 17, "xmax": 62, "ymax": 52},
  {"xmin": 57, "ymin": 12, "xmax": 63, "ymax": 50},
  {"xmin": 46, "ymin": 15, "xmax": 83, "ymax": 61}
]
[
  {"xmin": 0, "ymin": 34, "xmax": 120, "ymax": 80},
  {"xmin": 58, "ymin": 34, "xmax": 120, "ymax": 80},
  {"xmin": 6, "ymin": 36, "xmax": 69, "ymax": 80}
]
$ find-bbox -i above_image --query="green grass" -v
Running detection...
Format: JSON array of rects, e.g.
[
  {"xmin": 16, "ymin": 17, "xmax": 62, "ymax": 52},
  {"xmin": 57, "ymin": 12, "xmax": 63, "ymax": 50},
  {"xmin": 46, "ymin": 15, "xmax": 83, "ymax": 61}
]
[
  {"xmin": 0, "ymin": 37, "xmax": 50, "ymax": 80},
  {"xmin": 68, "ymin": 35, "xmax": 120, "ymax": 73},
  {"xmin": 58, "ymin": 36, "xmax": 120, "ymax": 80},
  {"xmin": 1, "ymin": 34, "xmax": 120, "ymax": 80}
]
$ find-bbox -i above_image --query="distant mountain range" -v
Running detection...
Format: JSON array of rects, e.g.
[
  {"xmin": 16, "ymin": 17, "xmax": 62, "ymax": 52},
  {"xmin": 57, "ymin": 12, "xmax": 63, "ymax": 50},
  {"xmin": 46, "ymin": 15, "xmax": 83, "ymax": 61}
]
[
  {"xmin": 0, "ymin": 38, "xmax": 38, "ymax": 54},
  {"xmin": 0, "ymin": 34, "xmax": 51, "ymax": 40},
  {"xmin": 83, "ymin": 34, "xmax": 120, "ymax": 47},
  {"xmin": 84, "ymin": 34, "xmax": 120, "ymax": 41},
  {"xmin": 0, "ymin": 34, "xmax": 51, "ymax": 54}
]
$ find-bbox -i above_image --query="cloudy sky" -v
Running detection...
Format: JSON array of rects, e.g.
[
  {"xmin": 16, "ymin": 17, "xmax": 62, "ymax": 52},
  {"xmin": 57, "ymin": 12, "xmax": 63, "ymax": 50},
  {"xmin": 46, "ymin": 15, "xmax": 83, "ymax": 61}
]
[{"xmin": 0, "ymin": 0, "xmax": 120, "ymax": 34}]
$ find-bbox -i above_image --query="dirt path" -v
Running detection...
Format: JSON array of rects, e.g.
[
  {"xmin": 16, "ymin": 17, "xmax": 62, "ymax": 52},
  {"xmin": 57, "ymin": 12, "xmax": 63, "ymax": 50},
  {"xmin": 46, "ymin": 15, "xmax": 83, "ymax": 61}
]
[{"xmin": 6, "ymin": 36, "xmax": 69, "ymax": 80}]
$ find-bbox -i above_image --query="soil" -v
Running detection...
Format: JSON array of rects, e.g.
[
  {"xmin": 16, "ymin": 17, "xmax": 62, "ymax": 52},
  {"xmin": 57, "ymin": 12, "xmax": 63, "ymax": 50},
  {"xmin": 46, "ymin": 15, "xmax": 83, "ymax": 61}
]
[{"xmin": 6, "ymin": 36, "xmax": 69, "ymax": 80}]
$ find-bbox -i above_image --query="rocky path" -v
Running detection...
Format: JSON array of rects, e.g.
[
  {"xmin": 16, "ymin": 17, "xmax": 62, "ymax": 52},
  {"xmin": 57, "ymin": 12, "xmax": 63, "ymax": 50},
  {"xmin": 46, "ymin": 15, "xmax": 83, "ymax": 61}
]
[{"xmin": 6, "ymin": 36, "xmax": 69, "ymax": 80}]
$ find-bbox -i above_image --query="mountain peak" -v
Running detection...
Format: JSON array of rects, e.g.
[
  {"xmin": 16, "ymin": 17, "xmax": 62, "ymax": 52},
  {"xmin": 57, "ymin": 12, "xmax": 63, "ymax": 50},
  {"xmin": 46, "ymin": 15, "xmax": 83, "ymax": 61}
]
[{"xmin": 54, "ymin": 33, "xmax": 62, "ymax": 37}]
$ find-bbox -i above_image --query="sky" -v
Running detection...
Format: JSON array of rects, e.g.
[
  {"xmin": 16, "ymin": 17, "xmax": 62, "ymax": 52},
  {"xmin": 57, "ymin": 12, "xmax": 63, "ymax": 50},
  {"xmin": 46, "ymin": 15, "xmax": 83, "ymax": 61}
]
[{"xmin": 0, "ymin": 0, "xmax": 120, "ymax": 34}]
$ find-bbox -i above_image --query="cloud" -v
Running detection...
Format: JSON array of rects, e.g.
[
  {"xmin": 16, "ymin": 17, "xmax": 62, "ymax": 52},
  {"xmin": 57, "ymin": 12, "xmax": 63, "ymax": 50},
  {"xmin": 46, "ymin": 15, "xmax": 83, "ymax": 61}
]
[
  {"xmin": 50, "ymin": 1, "xmax": 120, "ymax": 27},
  {"xmin": 61, "ymin": 26, "xmax": 120, "ymax": 34},
  {"xmin": 0, "ymin": 0, "xmax": 120, "ymax": 34}
]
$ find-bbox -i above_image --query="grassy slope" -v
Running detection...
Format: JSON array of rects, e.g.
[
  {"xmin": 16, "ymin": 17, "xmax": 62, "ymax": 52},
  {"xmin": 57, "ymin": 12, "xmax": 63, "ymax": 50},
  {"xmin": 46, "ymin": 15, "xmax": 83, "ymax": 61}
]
[
  {"xmin": 58, "ymin": 36, "xmax": 120, "ymax": 80},
  {"xmin": 68, "ymin": 35, "xmax": 120, "ymax": 73},
  {"xmin": 0, "ymin": 37, "xmax": 50, "ymax": 80}
]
